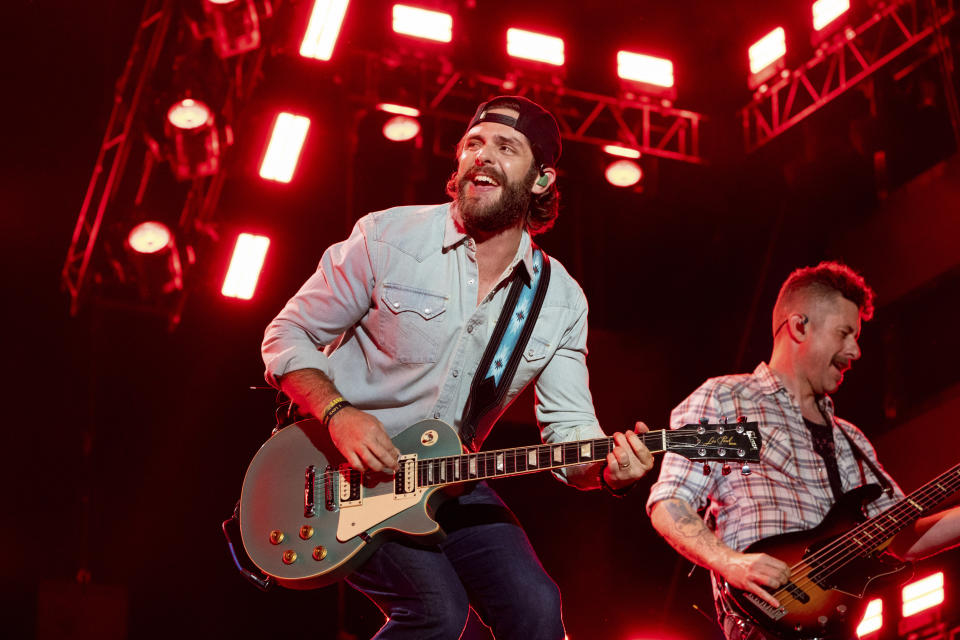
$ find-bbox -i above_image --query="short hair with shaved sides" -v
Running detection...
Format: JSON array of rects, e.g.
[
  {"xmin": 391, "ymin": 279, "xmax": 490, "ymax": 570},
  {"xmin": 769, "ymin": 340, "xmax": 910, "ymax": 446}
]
[{"xmin": 772, "ymin": 261, "xmax": 876, "ymax": 336}]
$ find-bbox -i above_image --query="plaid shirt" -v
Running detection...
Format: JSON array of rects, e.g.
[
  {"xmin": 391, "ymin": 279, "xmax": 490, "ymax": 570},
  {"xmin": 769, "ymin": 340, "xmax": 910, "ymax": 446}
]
[{"xmin": 646, "ymin": 362, "xmax": 904, "ymax": 552}]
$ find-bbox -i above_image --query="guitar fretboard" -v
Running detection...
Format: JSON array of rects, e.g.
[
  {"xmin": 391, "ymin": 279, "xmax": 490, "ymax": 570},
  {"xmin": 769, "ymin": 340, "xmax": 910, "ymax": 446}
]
[
  {"xmin": 416, "ymin": 436, "xmax": 642, "ymax": 486},
  {"xmin": 809, "ymin": 463, "xmax": 960, "ymax": 585},
  {"xmin": 849, "ymin": 463, "xmax": 960, "ymax": 551}
]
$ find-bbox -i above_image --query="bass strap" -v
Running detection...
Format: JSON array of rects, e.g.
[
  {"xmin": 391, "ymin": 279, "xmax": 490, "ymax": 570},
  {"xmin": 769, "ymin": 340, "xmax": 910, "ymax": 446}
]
[{"xmin": 459, "ymin": 247, "xmax": 551, "ymax": 451}]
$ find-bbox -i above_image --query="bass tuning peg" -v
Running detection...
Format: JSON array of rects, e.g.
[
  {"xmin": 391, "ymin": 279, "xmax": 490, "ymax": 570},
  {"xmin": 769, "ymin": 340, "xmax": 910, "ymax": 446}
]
[
  {"xmin": 721, "ymin": 464, "xmax": 732, "ymax": 476},
  {"xmin": 740, "ymin": 464, "xmax": 752, "ymax": 476},
  {"xmin": 702, "ymin": 463, "xmax": 711, "ymax": 475}
]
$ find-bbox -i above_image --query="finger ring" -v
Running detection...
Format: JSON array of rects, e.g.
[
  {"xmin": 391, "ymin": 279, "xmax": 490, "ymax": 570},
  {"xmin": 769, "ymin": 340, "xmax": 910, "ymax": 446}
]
[{"xmin": 618, "ymin": 461, "xmax": 630, "ymax": 469}]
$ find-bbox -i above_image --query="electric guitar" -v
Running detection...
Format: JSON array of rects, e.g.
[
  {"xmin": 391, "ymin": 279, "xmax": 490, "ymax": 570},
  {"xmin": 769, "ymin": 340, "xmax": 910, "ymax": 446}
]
[
  {"xmin": 239, "ymin": 417, "xmax": 762, "ymax": 589},
  {"xmin": 719, "ymin": 462, "xmax": 960, "ymax": 639}
]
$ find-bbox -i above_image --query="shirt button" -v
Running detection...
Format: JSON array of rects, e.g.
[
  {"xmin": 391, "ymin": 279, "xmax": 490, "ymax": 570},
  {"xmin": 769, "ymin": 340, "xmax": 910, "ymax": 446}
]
[
  {"xmin": 433, "ymin": 411, "xmax": 440, "ymax": 419},
  {"xmin": 467, "ymin": 324, "xmax": 474, "ymax": 333},
  {"xmin": 468, "ymin": 278, "xmax": 475, "ymax": 285},
  {"xmin": 393, "ymin": 302, "xmax": 400, "ymax": 308},
  {"xmin": 424, "ymin": 308, "xmax": 431, "ymax": 314},
  {"xmin": 452, "ymin": 369, "xmax": 459, "ymax": 377}
]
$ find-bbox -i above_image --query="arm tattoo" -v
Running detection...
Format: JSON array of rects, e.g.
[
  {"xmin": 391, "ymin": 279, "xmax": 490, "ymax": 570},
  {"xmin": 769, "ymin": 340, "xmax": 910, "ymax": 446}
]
[{"xmin": 663, "ymin": 500, "xmax": 723, "ymax": 557}]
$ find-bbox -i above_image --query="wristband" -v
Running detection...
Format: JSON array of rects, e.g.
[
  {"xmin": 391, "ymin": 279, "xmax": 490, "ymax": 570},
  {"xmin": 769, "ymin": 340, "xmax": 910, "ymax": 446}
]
[
  {"xmin": 598, "ymin": 462, "xmax": 633, "ymax": 498},
  {"xmin": 321, "ymin": 396, "xmax": 352, "ymax": 427}
]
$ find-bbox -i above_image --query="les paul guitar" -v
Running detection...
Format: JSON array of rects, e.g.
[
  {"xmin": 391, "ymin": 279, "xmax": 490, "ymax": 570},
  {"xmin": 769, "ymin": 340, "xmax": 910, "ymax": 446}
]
[
  {"xmin": 239, "ymin": 417, "xmax": 762, "ymax": 589},
  {"xmin": 720, "ymin": 462, "xmax": 960, "ymax": 639}
]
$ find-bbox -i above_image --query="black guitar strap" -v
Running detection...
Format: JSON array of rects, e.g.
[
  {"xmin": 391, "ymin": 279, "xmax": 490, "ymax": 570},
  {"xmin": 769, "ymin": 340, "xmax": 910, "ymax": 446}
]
[
  {"xmin": 459, "ymin": 248, "xmax": 550, "ymax": 451},
  {"xmin": 818, "ymin": 406, "xmax": 894, "ymax": 498},
  {"xmin": 832, "ymin": 419, "xmax": 895, "ymax": 498}
]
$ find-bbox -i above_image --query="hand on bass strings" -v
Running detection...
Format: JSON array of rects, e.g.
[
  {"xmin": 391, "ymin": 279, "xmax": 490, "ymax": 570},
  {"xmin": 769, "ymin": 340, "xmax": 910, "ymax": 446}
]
[
  {"xmin": 718, "ymin": 549, "xmax": 791, "ymax": 609},
  {"xmin": 328, "ymin": 407, "xmax": 400, "ymax": 474}
]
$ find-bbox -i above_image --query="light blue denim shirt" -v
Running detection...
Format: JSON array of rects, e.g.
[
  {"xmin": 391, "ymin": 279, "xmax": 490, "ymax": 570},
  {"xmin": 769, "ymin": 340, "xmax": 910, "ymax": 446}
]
[{"xmin": 262, "ymin": 203, "xmax": 604, "ymax": 476}]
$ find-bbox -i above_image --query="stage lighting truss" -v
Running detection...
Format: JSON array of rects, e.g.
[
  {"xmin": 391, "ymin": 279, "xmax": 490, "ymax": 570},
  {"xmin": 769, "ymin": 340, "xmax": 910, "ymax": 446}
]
[
  {"xmin": 63, "ymin": 0, "xmax": 272, "ymax": 320},
  {"xmin": 345, "ymin": 57, "xmax": 705, "ymax": 165},
  {"xmin": 741, "ymin": 0, "xmax": 957, "ymax": 152}
]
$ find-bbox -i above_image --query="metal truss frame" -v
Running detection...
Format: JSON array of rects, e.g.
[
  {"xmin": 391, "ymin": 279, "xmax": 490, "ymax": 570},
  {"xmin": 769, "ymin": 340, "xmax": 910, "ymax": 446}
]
[
  {"xmin": 741, "ymin": 0, "xmax": 957, "ymax": 152},
  {"xmin": 349, "ymin": 57, "xmax": 707, "ymax": 165},
  {"xmin": 61, "ymin": 0, "xmax": 174, "ymax": 316},
  {"xmin": 61, "ymin": 0, "xmax": 272, "ymax": 321}
]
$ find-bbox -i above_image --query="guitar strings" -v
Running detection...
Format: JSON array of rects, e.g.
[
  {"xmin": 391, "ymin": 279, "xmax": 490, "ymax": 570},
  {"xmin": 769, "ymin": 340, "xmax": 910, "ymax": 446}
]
[
  {"xmin": 773, "ymin": 470, "xmax": 960, "ymax": 609},
  {"xmin": 308, "ymin": 426, "xmax": 745, "ymax": 491},
  {"xmin": 761, "ymin": 465, "xmax": 960, "ymax": 611}
]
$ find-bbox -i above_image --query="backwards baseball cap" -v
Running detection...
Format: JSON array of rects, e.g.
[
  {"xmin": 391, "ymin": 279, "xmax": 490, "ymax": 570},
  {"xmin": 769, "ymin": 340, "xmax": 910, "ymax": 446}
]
[{"xmin": 466, "ymin": 95, "xmax": 562, "ymax": 168}]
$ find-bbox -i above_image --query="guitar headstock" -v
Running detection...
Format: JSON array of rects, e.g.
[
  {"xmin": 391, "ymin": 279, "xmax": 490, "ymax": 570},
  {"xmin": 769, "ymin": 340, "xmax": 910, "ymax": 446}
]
[{"xmin": 666, "ymin": 417, "xmax": 762, "ymax": 468}]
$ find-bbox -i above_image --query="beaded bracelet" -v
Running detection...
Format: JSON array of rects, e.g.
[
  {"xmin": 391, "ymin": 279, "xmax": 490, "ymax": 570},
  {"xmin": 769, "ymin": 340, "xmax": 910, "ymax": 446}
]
[
  {"xmin": 321, "ymin": 396, "xmax": 352, "ymax": 427},
  {"xmin": 598, "ymin": 462, "xmax": 633, "ymax": 498}
]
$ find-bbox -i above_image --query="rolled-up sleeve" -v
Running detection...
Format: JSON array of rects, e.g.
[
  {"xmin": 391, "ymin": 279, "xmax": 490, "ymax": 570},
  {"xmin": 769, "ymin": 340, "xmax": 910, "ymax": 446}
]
[
  {"xmin": 646, "ymin": 384, "xmax": 722, "ymax": 514},
  {"xmin": 262, "ymin": 216, "xmax": 378, "ymax": 387},
  {"xmin": 536, "ymin": 297, "xmax": 604, "ymax": 482}
]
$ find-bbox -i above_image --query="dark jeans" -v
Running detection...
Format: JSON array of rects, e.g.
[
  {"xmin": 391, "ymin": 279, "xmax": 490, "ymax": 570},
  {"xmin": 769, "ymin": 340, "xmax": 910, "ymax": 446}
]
[{"xmin": 346, "ymin": 482, "xmax": 565, "ymax": 640}]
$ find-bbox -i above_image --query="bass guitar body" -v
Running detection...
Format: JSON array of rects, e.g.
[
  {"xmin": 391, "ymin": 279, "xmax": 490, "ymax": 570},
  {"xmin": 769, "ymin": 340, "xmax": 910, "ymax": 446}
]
[
  {"xmin": 239, "ymin": 418, "xmax": 461, "ymax": 589},
  {"xmin": 721, "ymin": 486, "xmax": 911, "ymax": 640}
]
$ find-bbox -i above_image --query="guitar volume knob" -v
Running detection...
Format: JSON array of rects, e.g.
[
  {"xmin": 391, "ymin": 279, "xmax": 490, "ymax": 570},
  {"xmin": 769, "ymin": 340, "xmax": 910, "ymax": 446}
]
[
  {"xmin": 282, "ymin": 550, "xmax": 298, "ymax": 564},
  {"xmin": 269, "ymin": 530, "xmax": 285, "ymax": 545}
]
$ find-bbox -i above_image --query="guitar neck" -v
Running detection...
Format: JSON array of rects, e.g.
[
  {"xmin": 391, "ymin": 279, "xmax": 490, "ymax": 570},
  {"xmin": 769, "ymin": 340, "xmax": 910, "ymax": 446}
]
[
  {"xmin": 415, "ymin": 431, "xmax": 668, "ymax": 488},
  {"xmin": 847, "ymin": 463, "xmax": 960, "ymax": 552}
]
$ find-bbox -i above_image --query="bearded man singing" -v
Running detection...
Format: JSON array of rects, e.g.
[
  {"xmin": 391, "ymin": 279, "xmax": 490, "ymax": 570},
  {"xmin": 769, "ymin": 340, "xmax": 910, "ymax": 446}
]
[{"xmin": 261, "ymin": 96, "xmax": 655, "ymax": 640}]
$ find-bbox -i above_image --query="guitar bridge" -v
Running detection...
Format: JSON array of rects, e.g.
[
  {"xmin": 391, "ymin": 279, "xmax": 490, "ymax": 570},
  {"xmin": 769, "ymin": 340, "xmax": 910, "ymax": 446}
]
[
  {"xmin": 744, "ymin": 592, "xmax": 787, "ymax": 620},
  {"xmin": 324, "ymin": 464, "xmax": 338, "ymax": 511}
]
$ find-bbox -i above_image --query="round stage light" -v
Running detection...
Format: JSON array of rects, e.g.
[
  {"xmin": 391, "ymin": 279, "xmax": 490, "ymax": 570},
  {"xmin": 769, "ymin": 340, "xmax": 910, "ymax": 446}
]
[
  {"xmin": 167, "ymin": 99, "xmax": 213, "ymax": 130},
  {"xmin": 127, "ymin": 221, "xmax": 173, "ymax": 254},
  {"xmin": 605, "ymin": 159, "xmax": 643, "ymax": 188},
  {"xmin": 382, "ymin": 115, "xmax": 420, "ymax": 142}
]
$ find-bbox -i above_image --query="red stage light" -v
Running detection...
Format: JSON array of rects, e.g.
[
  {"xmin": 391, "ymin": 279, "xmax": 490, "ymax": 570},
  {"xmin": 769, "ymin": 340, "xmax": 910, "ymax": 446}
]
[
  {"xmin": 813, "ymin": 0, "xmax": 850, "ymax": 31},
  {"xmin": 382, "ymin": 115, "xmax": 420, "ymax": 142},
  {"xmin": 603, "ymin": 144, "xmax": 641, "ymax": 159},
  {"xmin": 506, "ymin": 28, "xmax": 564, "ymax": 66},
  {"xmin": 222, "ymin": 233, "xmax": 270, "ymax": 300},
  {"xmin": 300, "ymin": 0, "xmax": 350, "ymax": 61},
  {"xmin": 377, "ymin": 103, "xmax": 421, "ymax": 117},
  {"xmin": 259, "ymin": 112, "xmax": 310, "ymax": 183},
  {"xmin": 605, "ymin": 159, "xmax": 642, "ymax": 188},
  {"xmin": 902, "ymin": 572, "xmax": 945, "ymax": 617},
  {"xmin": 127, "ymin": 222, "xmax": 173, "ymax": 254},
  {"xmin": 392, "ymin": 4, "xmax": 452, "ymax": 43},
  {"xmin": 748, "ymin": 27, "xmax": 786, "ymax": 75},
  {"xmin": 203, "ymin": 0, "xmax": 261, "ymax": 58},
  {"xmin": 856, "ymin": 598, "xmax": 883, "ymax": 637},
  {"xmin": 167, "ymin": 98, "xmax": 212, "ymax": 130},
  {"xmin": 617, "ymin": 51, "xmax": 674, "ymax": 88}
]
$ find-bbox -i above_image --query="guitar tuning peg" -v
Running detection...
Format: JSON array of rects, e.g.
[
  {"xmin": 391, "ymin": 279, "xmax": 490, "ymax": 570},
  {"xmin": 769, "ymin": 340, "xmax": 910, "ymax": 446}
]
[
  {"xmin": 740, "ymin": 464, "xmax": 752, "ymax": 476},
  {"xmin": 721, "ymin": 464, "xmax": 732, "ymax": 476},
  {"xmin": 698, "ymin": 417, "xmax": 709, "ymax": 424},
  {"xmin": 737, "ymin": 415, "xmax": 747, "ymax": 423},
  {"xmin": 702, "ymin": 463, "xmax": 711, "ymax": 475},
  {"xmin": 720, "ymin": 415, "xmax": 728, "ymax": 424}
]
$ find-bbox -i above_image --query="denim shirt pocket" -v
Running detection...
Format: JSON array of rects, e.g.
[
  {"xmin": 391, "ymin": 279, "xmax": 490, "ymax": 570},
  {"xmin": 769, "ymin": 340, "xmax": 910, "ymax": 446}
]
[{"xmin": 380, "ymin": 282, "xmax": 449, "ymax": 364}]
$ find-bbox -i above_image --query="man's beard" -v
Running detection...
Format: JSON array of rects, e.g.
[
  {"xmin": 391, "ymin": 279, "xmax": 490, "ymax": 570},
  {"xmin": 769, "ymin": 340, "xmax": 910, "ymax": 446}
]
[{"xmin": 452, "ymin": 165, "xmax": 537, "ymax": 236}]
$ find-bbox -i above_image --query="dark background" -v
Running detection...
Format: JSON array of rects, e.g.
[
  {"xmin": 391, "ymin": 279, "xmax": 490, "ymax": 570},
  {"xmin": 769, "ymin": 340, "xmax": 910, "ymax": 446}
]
[{"xmin": 3, "ymin": 1, "xmax": 960, "ymax": 638}]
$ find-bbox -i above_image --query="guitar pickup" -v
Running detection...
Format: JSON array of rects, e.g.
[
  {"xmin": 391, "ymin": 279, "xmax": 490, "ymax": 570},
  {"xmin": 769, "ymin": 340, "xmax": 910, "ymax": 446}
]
[
  {"xmin": 784, "ymin": 581, "xmax": 810, "ymax": 604},
  {"xmin": 339, "ymin": 466, "xmax": 362, "ymax": 506},
  {"xmin": 394, "ymin": 455, "xmax": 418, "ymax": 498}
]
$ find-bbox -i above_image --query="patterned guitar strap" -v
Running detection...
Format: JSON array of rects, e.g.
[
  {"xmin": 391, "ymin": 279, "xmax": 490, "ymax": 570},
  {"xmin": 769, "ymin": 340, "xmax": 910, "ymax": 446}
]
[{"xmin": 459, "ymin": 247, "xmax": 550, "ymax": 451}]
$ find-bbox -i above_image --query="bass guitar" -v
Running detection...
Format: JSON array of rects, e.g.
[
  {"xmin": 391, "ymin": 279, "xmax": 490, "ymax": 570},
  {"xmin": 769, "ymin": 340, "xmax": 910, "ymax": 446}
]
[
  {"xmin": 719, "ymin": 462, "xmax": 960, "ymax": 639},
  {"xmin": 240, "ymin": 417, "xmax": 762, "ymax": 589}
]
